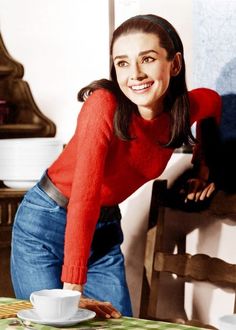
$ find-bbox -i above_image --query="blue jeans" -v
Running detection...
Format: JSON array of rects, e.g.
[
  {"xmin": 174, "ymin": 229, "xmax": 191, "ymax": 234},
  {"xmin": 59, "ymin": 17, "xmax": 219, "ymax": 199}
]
[{"xmin": 11, "ymin": 183, "xmax": 132, "ymax": 316}]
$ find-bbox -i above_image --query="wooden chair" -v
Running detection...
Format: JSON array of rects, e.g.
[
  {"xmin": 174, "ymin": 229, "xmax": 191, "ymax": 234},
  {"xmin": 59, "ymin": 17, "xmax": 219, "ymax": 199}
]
[{"xmin": 139, "ymin": 178, "xmax": 236, "ymax": 329}]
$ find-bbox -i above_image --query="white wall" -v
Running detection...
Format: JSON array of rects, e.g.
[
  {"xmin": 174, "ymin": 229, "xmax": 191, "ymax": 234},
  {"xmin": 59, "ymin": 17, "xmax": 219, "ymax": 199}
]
[{"xmin": 0, "ymin": 0, "xmax": 110, "ymax": 143}]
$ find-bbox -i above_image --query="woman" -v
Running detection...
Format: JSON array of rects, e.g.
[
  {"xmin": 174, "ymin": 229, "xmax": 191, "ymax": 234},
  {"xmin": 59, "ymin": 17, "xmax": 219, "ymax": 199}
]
[{"xmin": 11, "ymin": 14, "xmax": 221, "ymax": 318}]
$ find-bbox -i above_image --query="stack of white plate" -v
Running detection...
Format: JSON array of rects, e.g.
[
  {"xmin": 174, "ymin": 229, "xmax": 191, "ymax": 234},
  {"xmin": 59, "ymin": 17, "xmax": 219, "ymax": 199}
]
[{"xmin": 0, "ymin": 138, "xmax": 63, "ymax": 189}]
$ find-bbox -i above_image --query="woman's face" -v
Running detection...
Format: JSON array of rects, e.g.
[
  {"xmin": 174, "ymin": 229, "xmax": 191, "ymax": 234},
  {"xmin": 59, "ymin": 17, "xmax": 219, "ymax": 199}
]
[{"xmin": 112, "ymin": 32, "xmax": 180, "ymax": 120}]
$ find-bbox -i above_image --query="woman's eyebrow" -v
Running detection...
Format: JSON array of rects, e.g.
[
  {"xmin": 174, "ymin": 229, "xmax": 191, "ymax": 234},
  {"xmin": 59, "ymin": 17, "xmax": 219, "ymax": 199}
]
[
  {"xmin": 139, "ymin": 49, "xmax": 159, "ymax": 56},
  {"xmin": 113, "ymin": 54, "xmax": 128, "ymax": 61},
  {"xmin": 113, "ymin": 49, "xmax": 159, "ymax": 61}
]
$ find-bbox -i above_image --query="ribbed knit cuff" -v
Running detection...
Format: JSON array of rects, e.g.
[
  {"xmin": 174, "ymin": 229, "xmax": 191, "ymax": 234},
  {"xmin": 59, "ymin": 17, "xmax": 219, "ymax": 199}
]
[{"xmin": 61, "ymin": 264, "xmax": 87, "ymax": 284}]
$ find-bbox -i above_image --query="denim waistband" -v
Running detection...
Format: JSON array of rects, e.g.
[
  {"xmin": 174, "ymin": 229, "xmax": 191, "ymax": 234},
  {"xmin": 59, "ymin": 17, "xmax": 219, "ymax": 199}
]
[{"xmin": 38, "ymin": 172, "xmax": 121, "ymax": 222}]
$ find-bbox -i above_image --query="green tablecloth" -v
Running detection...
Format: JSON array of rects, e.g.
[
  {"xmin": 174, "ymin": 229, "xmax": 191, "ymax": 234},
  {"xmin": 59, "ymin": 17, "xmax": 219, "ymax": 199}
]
[{"xmin": 0, "ymin": 298, "xmax": 205, "ymax": 330}]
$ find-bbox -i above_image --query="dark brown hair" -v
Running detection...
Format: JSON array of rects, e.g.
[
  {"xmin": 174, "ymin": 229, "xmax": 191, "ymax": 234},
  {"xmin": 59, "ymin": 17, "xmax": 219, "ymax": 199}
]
[{"xmin": 78, "ymin": 14, "xmax": 195, "ymax": 148}]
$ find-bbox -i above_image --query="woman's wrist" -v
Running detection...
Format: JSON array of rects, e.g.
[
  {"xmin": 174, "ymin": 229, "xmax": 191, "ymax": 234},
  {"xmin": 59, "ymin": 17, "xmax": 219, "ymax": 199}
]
[
  {"xmin": 193, "ymin": 160, "xmax": 210, "ymax": 182},
  {"xmin": 63, "ymin": 282, "xmax": 84, "ymax": 293}
]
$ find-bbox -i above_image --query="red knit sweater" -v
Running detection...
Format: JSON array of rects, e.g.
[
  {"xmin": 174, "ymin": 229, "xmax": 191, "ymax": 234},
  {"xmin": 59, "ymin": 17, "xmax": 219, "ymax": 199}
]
[{"xmin": 48, "ymin": 88, "xmax": 221, "ymax": 284}]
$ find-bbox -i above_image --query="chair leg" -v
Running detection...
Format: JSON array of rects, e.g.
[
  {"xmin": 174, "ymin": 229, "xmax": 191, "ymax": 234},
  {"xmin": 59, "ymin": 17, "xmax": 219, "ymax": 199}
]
[
  {"xmin": 139, "ymin": 267, "xmax": 150, "ymax": 319},
  {"xmin": 140, "ymin": 224, "xmax": 160, "ymax": 319},
  {"xmin": 140, "ymin": 180, "xmax": 167, "ymax": 319}
]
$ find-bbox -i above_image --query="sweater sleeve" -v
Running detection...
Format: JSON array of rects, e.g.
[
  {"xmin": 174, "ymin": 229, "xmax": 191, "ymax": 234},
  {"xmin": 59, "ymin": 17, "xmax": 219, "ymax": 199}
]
[
  {"xmin": 189, "ymin": 88, "xmax": 222, "ymax": 172},
  {"xmin": 61, "ymin": 89, "xmax": 116, "ymax": 284}
]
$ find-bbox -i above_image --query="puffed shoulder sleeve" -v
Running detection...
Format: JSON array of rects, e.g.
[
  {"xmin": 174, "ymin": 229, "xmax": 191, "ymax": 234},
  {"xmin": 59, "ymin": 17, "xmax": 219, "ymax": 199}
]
[{"xmin": 189, "ymin": 88, "xmax": 222, "ymax": 125}]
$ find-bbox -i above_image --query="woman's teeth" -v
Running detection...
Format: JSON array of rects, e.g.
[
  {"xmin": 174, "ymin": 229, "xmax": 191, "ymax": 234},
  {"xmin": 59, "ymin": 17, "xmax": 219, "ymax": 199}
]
[{"xmin": 131, "ymin": 82, "xmax": 153, "ymax": 91}]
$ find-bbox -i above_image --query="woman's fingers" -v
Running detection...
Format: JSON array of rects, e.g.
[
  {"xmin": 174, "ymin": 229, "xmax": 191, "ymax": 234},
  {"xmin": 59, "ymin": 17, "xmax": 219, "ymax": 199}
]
[
  {"xmin": 184, "ymin": 179, "xmax": 215, "ymax": 202},
  {"xmin": 91, "ymin": 302, "xmax": 119, "ymax": 318},
  {"xmin": 185, "ymin": 178, "xmax": 204, "ymax": 201},
  {"xmin": 79, "ymin": 297, "xmax": 121, "ymax": 319},
  {"xmin": 195, "ymin": 182, "xmax": 216, "ymax": 201},
  {"xmin": 103, "ymin": 302, "xmax": 122, "ymax": 318},
  {"xmin": 205, "ymin": 182, "xmax": 216, "ymax": 198},
  {"xmin": 91, "ymin": 305, "xmax": 112, "ymax": 319}
]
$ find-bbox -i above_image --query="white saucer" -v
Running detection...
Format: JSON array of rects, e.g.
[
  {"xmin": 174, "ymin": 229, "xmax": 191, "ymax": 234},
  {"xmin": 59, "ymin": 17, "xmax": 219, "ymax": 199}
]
[{"xmin": 17, "ymin": 308, "xmax": 96, "ymax": 326}]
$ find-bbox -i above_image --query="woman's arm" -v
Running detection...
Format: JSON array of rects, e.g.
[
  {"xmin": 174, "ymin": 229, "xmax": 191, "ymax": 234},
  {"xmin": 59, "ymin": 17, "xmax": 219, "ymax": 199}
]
[{"xmin": 184, "ymin": 89, "xmax": 222, "ymax": 202}]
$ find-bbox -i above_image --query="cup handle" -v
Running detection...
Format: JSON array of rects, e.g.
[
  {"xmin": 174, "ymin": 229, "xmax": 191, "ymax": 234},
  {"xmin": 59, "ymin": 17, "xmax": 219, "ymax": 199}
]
[{"xmin": 29, "ymin": 293, "xmax": 35, "ymax": 306}]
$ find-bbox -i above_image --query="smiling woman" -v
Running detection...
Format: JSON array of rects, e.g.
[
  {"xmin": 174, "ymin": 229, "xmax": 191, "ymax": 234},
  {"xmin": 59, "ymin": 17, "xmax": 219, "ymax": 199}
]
[
  {"xmin": 11, "ymin": 14, "xmax": 221, "ymax": 320},
  {"xmin": 112, "ymin": 32, "xmax": 182, "ymax": 119}
]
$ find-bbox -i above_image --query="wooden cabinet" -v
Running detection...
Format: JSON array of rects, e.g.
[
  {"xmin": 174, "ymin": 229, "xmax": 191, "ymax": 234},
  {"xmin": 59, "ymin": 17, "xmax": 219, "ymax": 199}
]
[
  {"xmin": 0, "ymin": 32, "xmax": 56, "ymax": 296},
  {"xmin": 0, "ymin": 188, "xmax": 25, "ymax": 296}
]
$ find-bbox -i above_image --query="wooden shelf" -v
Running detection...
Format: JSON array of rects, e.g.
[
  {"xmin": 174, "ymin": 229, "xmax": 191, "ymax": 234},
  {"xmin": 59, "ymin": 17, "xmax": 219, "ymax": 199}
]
[
  {"xmin": 0, "ymin": 187, "xmax": 26, "ymax": 198},
  {"xmin": 0, "ymin": 123, "xmax": 43, "ymax": 132},
  {"xmin": 0, "ymin": 124, "xmax": 46, "ymax": 138}
]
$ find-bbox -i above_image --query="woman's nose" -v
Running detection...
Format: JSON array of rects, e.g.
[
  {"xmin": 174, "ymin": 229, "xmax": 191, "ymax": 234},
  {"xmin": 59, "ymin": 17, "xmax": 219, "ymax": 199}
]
[{"xmin": 130, "ymin": 63, "xmax": 146, "ymax": 81}]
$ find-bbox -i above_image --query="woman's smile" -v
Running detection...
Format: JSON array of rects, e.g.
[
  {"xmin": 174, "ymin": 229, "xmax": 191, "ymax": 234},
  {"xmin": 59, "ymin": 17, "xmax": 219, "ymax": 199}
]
[{"xmin": 129, "ymin": 81, "xmax": 154, "ymax": 93}]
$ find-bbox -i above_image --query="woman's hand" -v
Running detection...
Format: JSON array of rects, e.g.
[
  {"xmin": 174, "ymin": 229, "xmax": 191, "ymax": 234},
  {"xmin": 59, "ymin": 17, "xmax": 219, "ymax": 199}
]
[
  {"xmin": 79, "ymin": 297, "xmax": 122, "ymax": 319},
  {"xmin": 63, "ymin": 282, "xmax": 121, "ymax": 319},
  {"xmin": 183, "ymin": 178, "xmax": 216, "ymax": 202}
]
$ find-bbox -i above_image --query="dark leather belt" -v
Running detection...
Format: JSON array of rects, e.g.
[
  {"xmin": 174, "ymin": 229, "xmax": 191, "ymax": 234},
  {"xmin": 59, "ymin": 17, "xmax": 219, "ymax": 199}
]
[
  {"xmin": 38, "ymin": 172, "xmax": 121, "ymax": 221},
  {"xmin": 39, "ymin": 172, "xmax": 69, "ymax": 208}
]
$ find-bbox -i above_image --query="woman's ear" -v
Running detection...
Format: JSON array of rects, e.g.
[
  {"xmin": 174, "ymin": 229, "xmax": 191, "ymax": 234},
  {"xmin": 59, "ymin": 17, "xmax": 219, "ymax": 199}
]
[{"xmin": 170, "ymin": 52, "xmax": 182, "ymax": 76}]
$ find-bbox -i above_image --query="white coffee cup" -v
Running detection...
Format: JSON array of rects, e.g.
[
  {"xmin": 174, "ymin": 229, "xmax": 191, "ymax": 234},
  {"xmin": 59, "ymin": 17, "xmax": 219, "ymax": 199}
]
[{"xmin": 30, "ymin": 289, "xmax": 81, "ymax": 321}]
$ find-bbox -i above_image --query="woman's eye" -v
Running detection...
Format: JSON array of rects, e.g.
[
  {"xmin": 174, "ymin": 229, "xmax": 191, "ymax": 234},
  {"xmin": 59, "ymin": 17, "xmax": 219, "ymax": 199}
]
[
  {"xmin": 116, "ymin": 61, "xmax": 128, "ymax": 67},
  {"xmin": 142, "ymin": 56, "xmax": 155, "ymax": 63}
]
